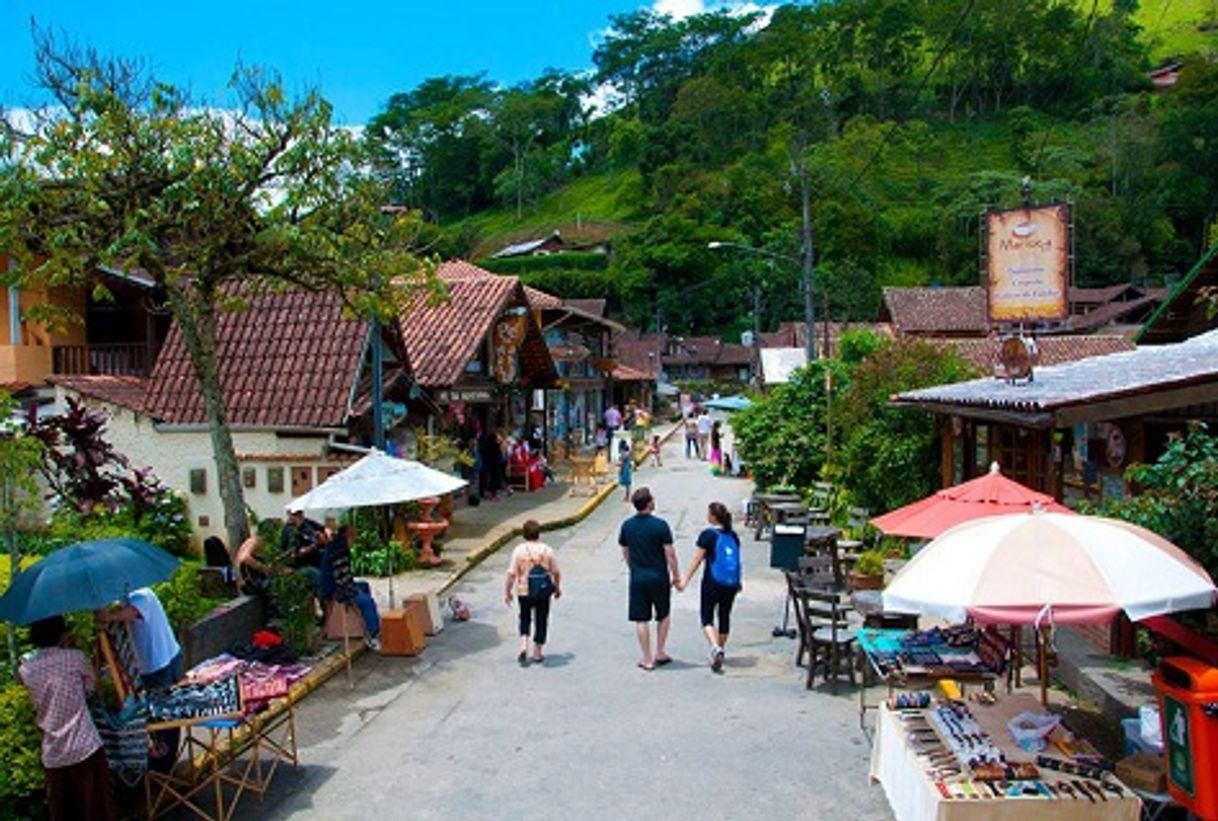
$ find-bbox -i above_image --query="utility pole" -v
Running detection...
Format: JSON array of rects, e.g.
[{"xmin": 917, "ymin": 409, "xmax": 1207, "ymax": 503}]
[
  {"xmin": 752, "ymin": 283, "xmax": 763, "ymax": 389},
  {"xmin": 799, "ymin": 162, "xmax": 818, "ymax": 362}
]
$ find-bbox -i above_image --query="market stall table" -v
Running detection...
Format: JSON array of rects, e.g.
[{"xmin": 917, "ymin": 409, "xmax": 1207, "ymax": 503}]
[
  {"xmin": 869, "ymin": 691, "xmax": 1141, "ymax": 821},
  {"xmin": 857, "ymin": 627, "xmax": 1004, "ymax": 730}
]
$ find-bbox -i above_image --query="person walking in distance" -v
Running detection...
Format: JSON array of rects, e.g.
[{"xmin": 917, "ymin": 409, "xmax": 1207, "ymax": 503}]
[
  {"xmin": 504, "ymin": 519, "xmax": 562, "ymax": 666},
  {"xmin": 684, "ymin": 413, "xmax": 700, "ymax": 459},
  {"xmin": 681, "ymin": 502, "xmax": 743, "ymax": 672},
  {"xmin": 618, "ymin": 438, "xmax": 634, "ymax": 501},
  {"xmin": 648, "ymin": 434, "xmax": 663, "ymax": 467},
  {"xmin": 619, "ymin": 487, "xmax": 682, "ymax": 670},
  {"xmin": 696, "ymin": 408, "xmax": 713, "ymax": 461}
]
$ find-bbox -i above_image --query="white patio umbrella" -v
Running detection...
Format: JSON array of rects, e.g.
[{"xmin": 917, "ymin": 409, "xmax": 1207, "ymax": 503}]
[
  {"xmin": 883, "ymin": 509, "xmax": 1217, "ymax": 703},
  {"xmin": 288, "ymin": 450, "xmax": 467, "ymax": 513},
  {"xmin": 288, "ymin": 450, "xmax": 468, "ymax": 607}
]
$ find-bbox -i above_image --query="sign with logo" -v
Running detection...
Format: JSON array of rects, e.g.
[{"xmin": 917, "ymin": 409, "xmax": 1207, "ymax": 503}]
[
  {"xmin": 985, "ymin": 203, "xmax": 1071, "ymax": 323},
  {"xmin": 1165, "ymin": 694, "xmax": 1194, "ymax": 796}
]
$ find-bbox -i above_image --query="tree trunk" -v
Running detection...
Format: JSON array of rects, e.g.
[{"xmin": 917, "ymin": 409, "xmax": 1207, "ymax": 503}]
[{"xmin": 167, "ymin": 287, "xmax": 251, "ymax": 551}]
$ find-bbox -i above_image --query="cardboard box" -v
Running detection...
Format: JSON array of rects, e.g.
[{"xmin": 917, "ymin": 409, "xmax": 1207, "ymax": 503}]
[
  {"xmin": 381, "ymin": 608, "xmax": 426, "ymax": 656},
  {"xmin": 322, "ymin": 602, "xmax": 365, "ymax": 640},
  {"xmin": 1116, "ymin": 753, "xmax": 1167, "ymax": 794},
  {"xmin": 406, "ymin": 592, "xmax": 443, "ymax": 636}
]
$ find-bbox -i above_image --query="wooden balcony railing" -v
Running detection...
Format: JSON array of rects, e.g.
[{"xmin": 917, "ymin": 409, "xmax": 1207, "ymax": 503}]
[{"xmin": 52, "ymin": 343, "xmax": 150, "ymax": 377}]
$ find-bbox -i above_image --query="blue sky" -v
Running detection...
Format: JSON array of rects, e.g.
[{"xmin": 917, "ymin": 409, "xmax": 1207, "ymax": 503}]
[{"xmin": 1, "ymin": 0, "xmax": 709, "ymax": 124}]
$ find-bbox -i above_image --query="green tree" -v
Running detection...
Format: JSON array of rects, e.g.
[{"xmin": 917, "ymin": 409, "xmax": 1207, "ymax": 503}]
[
  {"xmin": 366, "ymin": 75, "xmax": 501, "ymax": 219},
  {"xmin": 835, "ymin": 338, "xmax": 977, "ymax": 512},
  {"xmin": 1, "ymin": 35, "xmax": 435, "ymax": 551},
  {"xmin": 0, "ymin": 393, "xmax": 42, "ymax": 669},
  {"xmin": 1095, "ymin": 425, "xmax": 1218, "ymax": 580}
]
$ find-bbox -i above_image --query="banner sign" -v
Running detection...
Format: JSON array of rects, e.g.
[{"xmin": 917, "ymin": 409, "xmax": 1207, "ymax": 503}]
[{"xmin": 985, "ymin": 203, "xmax": 1071, "ymax": 323}]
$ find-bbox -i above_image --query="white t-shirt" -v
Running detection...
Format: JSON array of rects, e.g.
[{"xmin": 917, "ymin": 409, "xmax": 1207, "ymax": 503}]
[
  {"xmin": 508, "ymin": 541, "xmax": 556, "ymax": 597},
  {"xmin": 129, "ymin": 588, "xmax": 182, "ymax": 675},
  {"xmin": 697, "ymin": 413, "xmax": 713, "ymax": 434}
]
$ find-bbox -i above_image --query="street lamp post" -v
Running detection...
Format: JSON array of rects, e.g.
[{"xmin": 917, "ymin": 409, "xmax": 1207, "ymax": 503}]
[{"xmin": 708, "ymin": 241, "xmax": 818, "ymax": 363}]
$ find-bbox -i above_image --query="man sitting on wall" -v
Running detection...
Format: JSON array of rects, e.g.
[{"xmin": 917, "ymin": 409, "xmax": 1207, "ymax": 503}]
[
  {"xmin": 280, "ymin": 506, "xmax": 323, "ymax": 589},
  {"xmin": 318, "ymin": 525, "xmax": 382, "ymax": 651}
]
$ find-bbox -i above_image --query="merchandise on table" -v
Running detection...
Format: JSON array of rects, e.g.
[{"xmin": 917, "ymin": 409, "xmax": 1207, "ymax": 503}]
[
  {"xmin": 872, "ymin": 693, "xmax": 1141, "ymax": 821},
  {"xmin": 145, "ymin": 675, "xmax": 242, "ymax": 721}
]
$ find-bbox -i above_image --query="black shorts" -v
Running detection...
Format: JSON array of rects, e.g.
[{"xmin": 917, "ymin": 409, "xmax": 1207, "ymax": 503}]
[
  {"xmin": 700, "ymin": 580, "xmax": 739, "ymax": 634},
  {"xmin": 629, "ymin": 579, "xmax": 671, "ymax": 622}
]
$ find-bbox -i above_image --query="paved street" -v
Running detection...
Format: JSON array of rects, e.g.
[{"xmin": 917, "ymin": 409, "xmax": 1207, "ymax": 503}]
[{"xmin": 237, "ymin": 435, "xmax": 892, "ymax": 820}]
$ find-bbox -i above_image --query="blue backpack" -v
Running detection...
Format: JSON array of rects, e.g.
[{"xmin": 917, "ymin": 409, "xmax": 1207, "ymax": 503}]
[{"xmin": 709, "ymin": 530, "xmax": 741, "ymax": 587}]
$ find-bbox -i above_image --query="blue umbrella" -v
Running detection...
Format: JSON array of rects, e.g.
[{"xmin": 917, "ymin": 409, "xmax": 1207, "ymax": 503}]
[
  {"xmin": 0, "ymin": 538, "xmax": 180, "ymax": 624},
  {"xmin": 704, "ymin": 394, "xmax": 753, "ymax": 412}
]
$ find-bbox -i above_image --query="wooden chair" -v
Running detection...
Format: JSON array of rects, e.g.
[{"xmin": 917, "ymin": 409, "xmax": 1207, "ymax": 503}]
[
  {"xmin": 785, "ymin": 571, "xmax": 813, "ymax": 669},
  {"xmin": 808, "ymin": 482, "xmax": 835, "ymax": 525},
  {"xmin": 796, "ymin": 588, "xmax": 857, "ymax": 692},
  {"xmin": 835, "ymin": 506, "xmax": 871, "ymax": 559},
  {"xmin": 797, "ymin": 554, "xmax": 837, "ymax": 593},
  {"xmin": 507, "ymin": 460, "xmax": 530, "ymax": 491}
]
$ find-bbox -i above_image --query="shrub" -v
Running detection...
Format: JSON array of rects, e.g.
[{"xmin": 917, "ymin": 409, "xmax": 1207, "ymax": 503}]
[
  {"xmin": 153, "ymin": 564, "xmax": 223, "ymax": 633},
  {"xmin": 0, "ymin": 683, "xmax": 44, "ymax": 809},
  {"xmin": 854, "ymin": 550, "xmax": 885, "ymax": 577}
]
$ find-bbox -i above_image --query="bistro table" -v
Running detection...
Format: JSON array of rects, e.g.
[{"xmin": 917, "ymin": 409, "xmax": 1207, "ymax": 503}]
[
  {"xmin": 751, "ymin": 492, "xmax": 802, "ymax": 539},
  {"xmin": 870, "ymin": 691, "xmax": 1140, "ymax": 821}
]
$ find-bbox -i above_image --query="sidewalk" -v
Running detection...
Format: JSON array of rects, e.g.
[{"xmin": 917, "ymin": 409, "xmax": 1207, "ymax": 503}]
[{"xmin": 362, "ymin": 480, "xmax": 618, "ymax": 608}]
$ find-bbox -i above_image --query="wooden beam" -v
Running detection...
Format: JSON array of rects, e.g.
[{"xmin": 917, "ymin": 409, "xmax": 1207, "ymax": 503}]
[{"xmin": 1053, "ymin": 381, "xmax": 1218, "ymax": 427}]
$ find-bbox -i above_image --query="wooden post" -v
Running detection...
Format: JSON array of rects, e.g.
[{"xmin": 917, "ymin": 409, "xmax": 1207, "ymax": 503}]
[{"xmin": 1038, "ymin": 625, "xmax": 1050, "ymax": 707}]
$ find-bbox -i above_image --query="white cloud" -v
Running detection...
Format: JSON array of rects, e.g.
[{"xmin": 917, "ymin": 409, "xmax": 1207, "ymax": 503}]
[{"xmin": 653, "ymin": 0, "xmax": 706, "ymax": 18}]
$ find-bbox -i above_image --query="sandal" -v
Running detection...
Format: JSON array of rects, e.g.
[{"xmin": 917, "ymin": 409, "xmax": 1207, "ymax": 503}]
[
  {"xmin": 517, "ymin": 651, "xmax": 528, "ymax": 666},
  {"xmin": 637, "ymin": 661, "xmax": 654, "ymax": 671},
  {"xmin": 655, "ymin": 656, "xmax": 673, "ymax": 667}
]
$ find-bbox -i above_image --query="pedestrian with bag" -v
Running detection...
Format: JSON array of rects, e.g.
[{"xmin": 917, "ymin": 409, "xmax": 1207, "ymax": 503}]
[
  {"xmin": 504, "ymin": 519, "xmax": 562, "ymax": 666},
  {"xmin": 680, "ymin": 501, "xmax": 743, "ymax": 672}
]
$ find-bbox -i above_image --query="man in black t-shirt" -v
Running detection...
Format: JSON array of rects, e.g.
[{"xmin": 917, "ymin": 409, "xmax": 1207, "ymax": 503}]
[{"xmin": 618, "ymin": 487, "xmax": 682, "ymax": 670}]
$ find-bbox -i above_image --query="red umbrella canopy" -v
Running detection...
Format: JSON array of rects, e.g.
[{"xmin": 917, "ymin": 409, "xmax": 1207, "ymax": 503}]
[{"xmin": 870, "ymin": 463, "xmax": 1073, "ymax": 539}]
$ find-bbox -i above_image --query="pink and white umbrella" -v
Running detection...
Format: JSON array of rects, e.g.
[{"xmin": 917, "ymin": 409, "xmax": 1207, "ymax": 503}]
[{"xmin": 883, "ymin": 511, "xmax": 1217, "ymax": 627}]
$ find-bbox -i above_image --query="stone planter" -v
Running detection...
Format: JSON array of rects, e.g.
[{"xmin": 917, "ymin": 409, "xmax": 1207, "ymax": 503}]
[{"xmin": 179, "ymin": 595, "xmax": 267, "ymax": 668}]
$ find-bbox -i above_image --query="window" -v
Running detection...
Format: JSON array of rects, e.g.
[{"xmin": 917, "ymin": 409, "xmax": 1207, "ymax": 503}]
[
  {"xmin": 290, "ymin": 466, "xmax": 313, "ymax": 497},
  {"xmin": 242, "ymin": 467, "xmax": 256, "ymax": 489},
  {"xmin": 189, "ymin": 468, "xmax": 207, "ymax": 495},
  {"xmin": 267, "ymin": 467, "xmax": 285, "ymax": 494}
]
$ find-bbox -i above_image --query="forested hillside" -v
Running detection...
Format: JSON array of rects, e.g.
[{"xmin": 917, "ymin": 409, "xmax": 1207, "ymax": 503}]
[{"xmin": 364, "ymin": 0, "xmax": 1218, "ymax": 336}]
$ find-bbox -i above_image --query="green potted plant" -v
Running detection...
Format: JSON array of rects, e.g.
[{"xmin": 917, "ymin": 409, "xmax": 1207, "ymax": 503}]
[{"xmin": 851, "ymin": 549, "xmax": 886, "ymax": 591}]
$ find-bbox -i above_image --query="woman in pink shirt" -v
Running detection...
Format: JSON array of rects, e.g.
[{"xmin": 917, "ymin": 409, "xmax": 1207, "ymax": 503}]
[{"xmin": 17, "ymin": 615, "xmax": 116, "ymax": 821}]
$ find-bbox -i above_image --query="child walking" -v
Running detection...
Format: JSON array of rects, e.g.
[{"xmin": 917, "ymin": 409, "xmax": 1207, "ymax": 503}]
[
  {"xmin": 618, "ymin": 438, "xmax": 633, "ymax": 501},
  {"xmin": 649, "ymin": 434, "xmax": 663, "ymax": 467}
]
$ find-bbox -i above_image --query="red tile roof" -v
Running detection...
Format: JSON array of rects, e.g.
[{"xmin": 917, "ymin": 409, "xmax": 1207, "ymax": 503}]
[
  {"xmin": 565, "ymin": 298, "xmax": 606, "ymax": 317},
  {"xmin": 144, "ymin": 289, "xmax": 384, "ymax": 428},
  {"xmin": 523, "ymin": 285, "xmax": 564, "ymax": 310},
  {"xmin": 935, "ymin": 334, "xmax": 1135, "ymax": 372},
  {"xmin": 615, "ymin": 332, "xmax": 664, "ymax": 380},
  {"xmin": 881, "ymin": 287, "xmax": 988, "ymax": 335},
  {"xmin": 49, "ymin": 375, "xmax": 149, "ymax": 413},
  {"xmin": 611, "ymin": 363, "xmax": 652, "ymax": 382},
  {"xmin": 402, "ymin": 261, "xmax": 557, "ymax": 389}
]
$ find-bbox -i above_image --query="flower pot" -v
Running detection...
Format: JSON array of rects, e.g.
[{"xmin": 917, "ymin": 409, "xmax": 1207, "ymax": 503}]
[{"xmin": 850, "ymin": 571, "xmax": 885, "ymax": 592}]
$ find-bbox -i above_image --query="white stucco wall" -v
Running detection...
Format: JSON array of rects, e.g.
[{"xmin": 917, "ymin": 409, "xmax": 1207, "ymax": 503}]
[{"xmin": 54, "ymin": 387, "xmax": 342, "ymax": 549}]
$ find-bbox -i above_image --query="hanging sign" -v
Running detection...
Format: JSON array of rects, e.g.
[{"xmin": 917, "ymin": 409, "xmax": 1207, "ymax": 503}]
[
  {"xmin": 985, "ymin": 203, "xmax": 1071, "ymax": 323},
  {"xmin": 492, "ymin": 313, "xmax": 526, "ymax": 384}
]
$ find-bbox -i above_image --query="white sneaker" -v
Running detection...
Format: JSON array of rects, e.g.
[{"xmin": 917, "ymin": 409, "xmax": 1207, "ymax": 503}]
[
  {"xmin": 366, "ymin": 636, "xmax": 381, "ymax": 652},
  {"xmin": 711, "ymin": 646, "xmax": 724, "ymax": 673}
]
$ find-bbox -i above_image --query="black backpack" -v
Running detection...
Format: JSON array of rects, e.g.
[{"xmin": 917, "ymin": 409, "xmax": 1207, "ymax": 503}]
[{"xmin": 526, "ymin": 550, "xmax": 554, "ymax": 599}]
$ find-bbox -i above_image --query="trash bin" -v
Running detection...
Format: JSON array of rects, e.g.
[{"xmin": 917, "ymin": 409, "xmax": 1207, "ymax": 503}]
[
  {"xmin": 1152, "ymin": 656, "xmax": 1218, "ymax": 818},
  {"xmin": 770, "ymin": 523, "xmax": 806, "ymax": 571}
]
